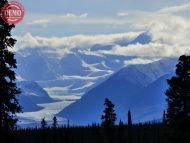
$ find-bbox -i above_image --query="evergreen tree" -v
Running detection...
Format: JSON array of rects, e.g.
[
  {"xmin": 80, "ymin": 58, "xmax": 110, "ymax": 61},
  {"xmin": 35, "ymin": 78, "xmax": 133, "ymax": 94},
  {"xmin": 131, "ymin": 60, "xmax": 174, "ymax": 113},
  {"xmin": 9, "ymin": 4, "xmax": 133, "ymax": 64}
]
[
  {"xmin": 52, "ymin": 116, "xmax": 57, "ymax": 129},
  {"xmin": 0, "ymin": 0, "xmax": 21, "ymax": 131},
  {"xmin": 128, "ymin": 110, "xmax": 132, "ymax": 126},
  {"xmin": 41, "ymin": 118, "xmax": 47, "ymax": 129},
  {"xmin": 127, "ymin": 110, "xmax": 133, "ymax": 143},
  {"xmin": 67, "ymin": 119, "xmax": 70, "ymax": 128},
  {"xmin": 101, "ymin": 98, "xmax": 116, "ymax": 128},
  {"xmin": 165, "ymin": 55, "xmax": 190, "ymax": 127},
  {"xmin": 165, "ymin": 55, "xmax": 190, "ymax": 143}
]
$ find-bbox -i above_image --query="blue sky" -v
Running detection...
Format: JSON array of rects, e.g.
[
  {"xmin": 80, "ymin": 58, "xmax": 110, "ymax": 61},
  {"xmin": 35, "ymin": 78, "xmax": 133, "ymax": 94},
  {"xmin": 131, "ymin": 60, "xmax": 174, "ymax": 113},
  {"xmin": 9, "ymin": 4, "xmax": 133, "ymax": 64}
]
[
  {"xmin": 22, "ymin": 0, "xmax": 189, "ymax": 14},
  {"xmin": 13, "ymin": 0, "xmax": 190, "ymax": 37}
]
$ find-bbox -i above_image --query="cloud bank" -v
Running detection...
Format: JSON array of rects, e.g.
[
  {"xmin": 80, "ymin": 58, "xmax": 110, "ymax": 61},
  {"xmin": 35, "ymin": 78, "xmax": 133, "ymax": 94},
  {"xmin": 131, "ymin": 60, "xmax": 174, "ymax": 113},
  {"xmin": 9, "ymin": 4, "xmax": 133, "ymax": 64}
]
[
  {"xmin": 15, "ymin": 2, "xmax": 190, "ymax": 64},
  {"xmin": 15, "ymin": 32, "xmax": 141, "ymax": 57}
]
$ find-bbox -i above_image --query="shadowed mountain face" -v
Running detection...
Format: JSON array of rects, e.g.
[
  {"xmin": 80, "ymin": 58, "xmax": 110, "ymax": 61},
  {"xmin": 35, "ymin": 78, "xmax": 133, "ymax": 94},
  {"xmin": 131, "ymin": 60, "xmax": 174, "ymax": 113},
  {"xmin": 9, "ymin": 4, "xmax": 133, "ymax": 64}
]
[
  {"xmin": 17, "ymin": 81, "xmax": 54, "ymax": 112},
  {"xmin": 58, "ymin": 58, "xmax": 177, "ymax": 125},
  {"xmin": 15, "ymin": 32, "xmax": 178, "ymax": 126},
  {"xmin": 16, "ymin": 32, "xmax": 152, "ymax": 98}
]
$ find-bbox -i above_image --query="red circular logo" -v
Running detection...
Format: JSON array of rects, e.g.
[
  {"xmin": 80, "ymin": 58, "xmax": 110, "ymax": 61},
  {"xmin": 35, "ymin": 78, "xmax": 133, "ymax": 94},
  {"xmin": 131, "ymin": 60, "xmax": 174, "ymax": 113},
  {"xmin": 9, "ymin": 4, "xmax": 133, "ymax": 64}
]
[{"xmin": 1, "ymin": 1, "xmax": 25, "ymax": 25}]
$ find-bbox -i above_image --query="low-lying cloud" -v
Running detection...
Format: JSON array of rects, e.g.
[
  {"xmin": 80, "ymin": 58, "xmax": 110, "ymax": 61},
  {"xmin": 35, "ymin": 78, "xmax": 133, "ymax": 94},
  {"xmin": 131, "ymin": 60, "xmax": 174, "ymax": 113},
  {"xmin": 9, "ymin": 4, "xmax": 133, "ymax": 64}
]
[
  {"xmin": 15, "ymin": 32, "xmax": 141, "ymax": 57},
  {"xmin": 15, "ymin": 2, "xmax": 190, "ymax": 64}
]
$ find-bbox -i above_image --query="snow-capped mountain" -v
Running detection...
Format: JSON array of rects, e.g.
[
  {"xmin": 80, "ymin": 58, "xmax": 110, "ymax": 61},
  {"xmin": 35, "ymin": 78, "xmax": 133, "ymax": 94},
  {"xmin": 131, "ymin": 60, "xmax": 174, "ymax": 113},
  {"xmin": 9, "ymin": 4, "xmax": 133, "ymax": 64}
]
[
  {"xmin": 16, "ymin": 32, "xmax": 151, "ymax": 98},
  {"xmin": 15, "ymin": 31, "xmax": 180, "ymax": 126},
  {"xmin": 57, "ymin": 58, "xmax": 177, "ymax": 125}
]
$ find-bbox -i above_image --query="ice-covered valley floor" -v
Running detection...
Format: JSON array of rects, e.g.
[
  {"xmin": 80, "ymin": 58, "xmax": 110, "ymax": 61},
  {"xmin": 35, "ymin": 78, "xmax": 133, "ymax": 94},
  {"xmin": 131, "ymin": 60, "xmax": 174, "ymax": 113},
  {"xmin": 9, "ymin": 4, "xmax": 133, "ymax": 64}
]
[{"xmin": 17, "ymin": 95, "xmax": 80, "ymax": 128}]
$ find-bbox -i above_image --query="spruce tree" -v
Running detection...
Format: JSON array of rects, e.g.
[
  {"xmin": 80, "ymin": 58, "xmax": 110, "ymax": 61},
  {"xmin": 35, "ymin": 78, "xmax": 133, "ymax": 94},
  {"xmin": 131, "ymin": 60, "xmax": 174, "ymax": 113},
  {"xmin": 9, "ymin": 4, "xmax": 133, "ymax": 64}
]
[
  {"xmin": 128, "ymin": 110, "xmax": 132, "ymax": 126},
  {"xmin": 101, "ymin": 98, "xmax": 116, "ymax": 143},
  {"xmin": 165, "ymin": 55, "xmax": 190, "ymax": 143},
  {"xmin": 41, "ymin": 117, "xmax": 47, "ymax": 129},
  {"xmin": 52, "ymin": 116, "xmax": 57, "ymax": 129},
  {"xmin": 0, "ymin": 0, "xmax": 21, "ymax": 131},
  {"xmin": 165, "ymin": 55, "xmax": 190, "ymax": 127},
  {"xmin": 101, "ymin": 98, "xmax": 116, "ymax": 128},
  {"xmin": 127, "ymin": 110, "xmax": 133, "ymax": 143}
]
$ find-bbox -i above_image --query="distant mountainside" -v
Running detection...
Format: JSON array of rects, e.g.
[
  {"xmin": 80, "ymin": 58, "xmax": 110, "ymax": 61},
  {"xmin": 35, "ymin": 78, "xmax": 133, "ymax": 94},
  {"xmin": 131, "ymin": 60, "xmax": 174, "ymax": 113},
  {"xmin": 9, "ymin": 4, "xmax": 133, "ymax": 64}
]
[
  {"xmin": 15, "ymin": 32, "xmax": 179, "ymax": 126},
  {"xmin": 15, "ymin": 32, "xmax": 152, "ymax": 98},
  {"xmin": 17, "ymin": 81, "xmax": 54, "ymax": 112},
  {"xmin": 58, "ymin": 58, "xmax": 177, "ymax": 125}
]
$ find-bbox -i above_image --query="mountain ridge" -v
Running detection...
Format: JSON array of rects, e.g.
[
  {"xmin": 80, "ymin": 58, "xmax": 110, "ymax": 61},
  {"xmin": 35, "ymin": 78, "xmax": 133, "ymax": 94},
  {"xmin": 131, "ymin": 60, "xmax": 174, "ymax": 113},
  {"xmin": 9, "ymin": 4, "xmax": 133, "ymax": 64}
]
[{"xmin": 58, "ymin": 58, "xmax": 177, "ymax": 125}]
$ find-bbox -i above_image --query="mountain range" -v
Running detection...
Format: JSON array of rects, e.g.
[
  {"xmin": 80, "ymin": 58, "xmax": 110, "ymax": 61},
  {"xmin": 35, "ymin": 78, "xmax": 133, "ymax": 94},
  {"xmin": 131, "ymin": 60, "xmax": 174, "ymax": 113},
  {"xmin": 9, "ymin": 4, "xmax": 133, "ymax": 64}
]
[
  {"xmin": 58, "ymin": 58, "xmax": 177, "ymax": 125},
  {"xmin": 15, "ymin": 32, "xmax": 178, "ymax": 126}
]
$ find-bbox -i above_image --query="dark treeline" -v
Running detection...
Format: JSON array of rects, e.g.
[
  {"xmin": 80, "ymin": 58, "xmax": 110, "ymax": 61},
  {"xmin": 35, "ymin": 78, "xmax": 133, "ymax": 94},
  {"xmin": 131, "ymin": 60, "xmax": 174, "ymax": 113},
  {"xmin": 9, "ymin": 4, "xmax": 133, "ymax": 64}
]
[{"xmin": 13, "ymin": 123, "xmax": 171, "ymax": 143}]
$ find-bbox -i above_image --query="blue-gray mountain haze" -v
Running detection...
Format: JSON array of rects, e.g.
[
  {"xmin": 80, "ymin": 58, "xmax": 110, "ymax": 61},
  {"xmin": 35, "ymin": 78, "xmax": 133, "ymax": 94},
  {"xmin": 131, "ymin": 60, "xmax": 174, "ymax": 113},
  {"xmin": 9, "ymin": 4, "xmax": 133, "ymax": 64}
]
[{"xmin": 15, "ymin": 32, "xmax": 178, "ymax": 125}]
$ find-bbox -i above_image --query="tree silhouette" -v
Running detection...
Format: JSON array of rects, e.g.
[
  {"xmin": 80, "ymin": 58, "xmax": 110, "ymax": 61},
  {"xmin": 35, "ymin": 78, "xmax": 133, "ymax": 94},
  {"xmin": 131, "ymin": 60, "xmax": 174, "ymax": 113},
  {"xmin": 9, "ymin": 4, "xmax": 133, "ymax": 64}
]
[
  {"xmin": 41, "ymin": 118, "xmax": 47, "ymax": 129},
  {"xmin": 101, "ymin": 98, "xmax": 116, "ymax": 143},
  {"xmin": 165, "ymin": 55, "xmax": 190, "ymax": 143},
  {"xmin": 166, "ymin": 55, "xmax": 190, "ymax": 126},
  {"xmin": 101, "ymin": 98, "xmax": 116, "ymax": 128},
  {"xmin": 128, "ymin": 110, "xmax": 132, "ymax": 126},
  {"xmin": 0, "ymin": 0, "xmax": 21, "ymax": 137},
  {"xmin": 52, "ymin": 116, "xmax": 57, "ymax": 129},
  {"xmin": 127, "ymin": 110, "xmax": 133, "ymax": 143}
]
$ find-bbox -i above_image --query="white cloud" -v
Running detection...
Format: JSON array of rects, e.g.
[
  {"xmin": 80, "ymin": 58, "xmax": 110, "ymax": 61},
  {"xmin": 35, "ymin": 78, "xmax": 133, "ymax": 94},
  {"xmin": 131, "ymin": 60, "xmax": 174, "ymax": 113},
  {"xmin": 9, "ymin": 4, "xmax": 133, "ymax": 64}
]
[
  {"xmin": 15, "ymin": 32, "xmax": 141, "ymax": 58},
  {"xmin": 78, "ymin": 50, "xmax": 104, "ymax": 57},
  {"xmin": 21, "ymin": 32, "xmax": 139, "ymax": 49},
  {"xmin": 59, "ymin": 13, "xmax": 88, "ymax": 19},
  {"xmin": 124, "ymin": 58, "xmax": 160, "ymax": 66},
  {"xmin": 87, "ymin": 12, "xmax": 190, "ymax": 58},
  {"xmin": 121, "ymin": 4, "xmax": 190, "ymax": 59},
  {"xmin": 23, "ymin": 13, "xmax": 135, "ymax": 27},
  {"xmin": 16, "ymin": 11, "xmax": 190, "ymax": 60},
  {"xmin": 117, "ymin": 12, "xmax": 129, "ymax": 17},
  {"xmin": 98, "ymin": 42, "xmax": 190, "ymax": 58},
  {"xmin": 149, "ymin": 16, "xmax": 190, "ymax": 45},
  {"xmin": 28, "ymin": 19, "xmax": 50, "ymax": 26},
  {"xmin": 15, "ymin": 2, "xmax": 190, "ymax": 64},
  {"xmin": 159, "ymin": 2, "xmax": 190, "ymax": 14}
]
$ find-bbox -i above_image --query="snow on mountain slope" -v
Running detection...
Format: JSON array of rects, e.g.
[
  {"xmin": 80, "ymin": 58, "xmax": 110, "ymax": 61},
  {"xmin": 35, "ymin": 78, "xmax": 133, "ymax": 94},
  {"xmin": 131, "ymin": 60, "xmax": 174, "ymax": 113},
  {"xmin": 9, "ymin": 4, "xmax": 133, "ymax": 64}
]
[
  {"xmin": 17, "ymin": 81, "xmax": 54, "ymax": 112},
  {"xmin": 16, "ymin": 31, "xmax": 174, "ymax": 126},
  {"xmin": 17, "ymin": 81, "xmax": 80, "ymax": 127},
  {"xmin": 57, "ymin": 58, "xmax": 177, "ymax": 125},
  {"xmin": 116, "ymin": 58, "xmax": 177, "ymax": 87},
  {"xmin": 16, "ymin": 32, "xmax": 151, "ymax": 98},
  {"xmin": 17, "ymin": 98, "xmax": 76, "ymax": 128},
  {"xmin": 18, "ymin": 81, "xmax": 54, "ymax": 104}
]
